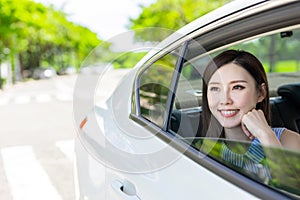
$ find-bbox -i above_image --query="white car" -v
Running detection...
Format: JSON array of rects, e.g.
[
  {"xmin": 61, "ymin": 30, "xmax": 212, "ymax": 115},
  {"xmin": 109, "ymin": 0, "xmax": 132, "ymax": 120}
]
[{"xmin": 74, "ymin": 0, "xmax": 300, "ymax": 199}]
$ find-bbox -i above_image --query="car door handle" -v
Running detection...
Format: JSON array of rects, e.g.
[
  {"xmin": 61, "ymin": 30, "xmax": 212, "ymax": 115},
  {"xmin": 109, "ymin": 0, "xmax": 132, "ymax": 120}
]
[{"xmin": 111, "ymin": 179, "xmax": 141, "ymax": 200}]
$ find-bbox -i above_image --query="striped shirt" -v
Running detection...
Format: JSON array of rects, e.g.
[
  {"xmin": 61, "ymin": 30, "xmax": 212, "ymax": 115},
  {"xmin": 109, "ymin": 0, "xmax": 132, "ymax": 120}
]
[{"xmin": 220, "ymin": 128, "xmax": 285, "ymax": 181}]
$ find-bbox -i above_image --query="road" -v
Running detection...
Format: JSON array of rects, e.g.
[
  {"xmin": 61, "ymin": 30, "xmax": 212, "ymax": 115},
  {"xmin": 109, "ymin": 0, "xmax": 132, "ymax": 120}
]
[{"xmin": 0, "ymin": 75, "xmax": 77, "ymax": 200}]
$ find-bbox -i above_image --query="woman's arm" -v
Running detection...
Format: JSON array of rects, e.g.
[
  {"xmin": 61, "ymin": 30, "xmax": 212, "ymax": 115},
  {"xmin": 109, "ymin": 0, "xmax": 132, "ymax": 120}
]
[
  {"xmin": 242, "ymin": 109, "xmax": 300, "ymax": 151},
  {"xmin": 280, "ymin": 129, "xmax": 300, "ymax": 151},
  {"xmin": 242, "ymin": 109, "xmax": 282, "ymax": 147}
]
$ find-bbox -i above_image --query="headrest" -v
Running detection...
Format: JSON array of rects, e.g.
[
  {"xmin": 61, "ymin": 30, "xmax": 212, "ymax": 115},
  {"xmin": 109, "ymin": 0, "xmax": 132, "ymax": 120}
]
[{"xmin": 277, "ymin": 83, "xmax": 300, "ymax": 107}]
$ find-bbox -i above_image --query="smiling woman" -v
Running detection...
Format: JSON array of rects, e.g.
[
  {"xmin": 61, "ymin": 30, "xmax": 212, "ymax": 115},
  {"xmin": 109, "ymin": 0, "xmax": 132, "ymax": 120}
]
[
  {"xmin": 202, "ymin": 50, "xmax": 270, "ymax": 138},
  {"xmin": 206, "ymin": 63, "xmax": 264, "ymax": 132},
  {"xmin": 200, "ymin": 49, "xmax": 300, "ymax": 183}
]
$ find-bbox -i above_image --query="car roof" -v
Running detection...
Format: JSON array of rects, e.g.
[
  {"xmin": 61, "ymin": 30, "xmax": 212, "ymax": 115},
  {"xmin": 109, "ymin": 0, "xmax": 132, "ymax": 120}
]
[{"xmin": 134, "ymin": 0, "xmax": 297, "ymax": 68}]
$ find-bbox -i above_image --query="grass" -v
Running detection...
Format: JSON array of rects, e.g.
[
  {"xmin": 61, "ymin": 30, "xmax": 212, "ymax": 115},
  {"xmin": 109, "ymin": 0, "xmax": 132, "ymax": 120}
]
[{"xmin": 263, "ymin": 60, "xmax": 300, "ymax": 73}]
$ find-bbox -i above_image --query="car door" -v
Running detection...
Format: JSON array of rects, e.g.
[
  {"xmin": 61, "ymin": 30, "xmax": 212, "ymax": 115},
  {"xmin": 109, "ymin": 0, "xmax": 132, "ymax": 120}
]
[{"xmin": 112, "ymin": 1, "xmax": 300, "ymax": 199}]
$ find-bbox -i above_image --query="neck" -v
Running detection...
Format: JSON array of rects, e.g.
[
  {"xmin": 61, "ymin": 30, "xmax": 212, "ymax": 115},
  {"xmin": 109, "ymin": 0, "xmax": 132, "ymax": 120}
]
[{"xmin": 224, "ymin": 126, "xmax": 251, "ymax": 142}]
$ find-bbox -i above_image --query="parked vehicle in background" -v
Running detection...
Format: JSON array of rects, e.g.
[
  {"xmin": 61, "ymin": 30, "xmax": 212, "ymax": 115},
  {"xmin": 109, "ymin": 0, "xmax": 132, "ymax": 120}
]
[
  {"xmin": 58, "ymin": 66, "xmax": 77, "ymax": 76},
  {"xmin": 74, "ymin": 0, "xmax": 300, "ymax": 199},
  {"xmin": 32, "ymin": 67, "xmax": 57, "ymax": 79}
]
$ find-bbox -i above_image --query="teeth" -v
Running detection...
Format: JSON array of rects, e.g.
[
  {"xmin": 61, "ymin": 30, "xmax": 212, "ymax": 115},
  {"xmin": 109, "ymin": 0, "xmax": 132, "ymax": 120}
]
[{"xmin": 222, "ymin": 110, "xmax": 237, "ymax": 115}]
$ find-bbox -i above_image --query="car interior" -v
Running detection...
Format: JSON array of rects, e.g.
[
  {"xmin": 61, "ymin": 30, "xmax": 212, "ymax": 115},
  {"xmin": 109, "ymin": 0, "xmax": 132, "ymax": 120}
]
[
  {"xmin": 169, "ymin": 28, "xmax": 300, "ymax": 139},
  {"xmin": 272, "ymin": 82, "xmax": 300, "ymax": 133}
]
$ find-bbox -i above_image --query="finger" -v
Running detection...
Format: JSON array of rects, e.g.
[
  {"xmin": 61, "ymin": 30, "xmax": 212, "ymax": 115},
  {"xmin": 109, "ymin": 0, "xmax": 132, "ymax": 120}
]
[{"xmin": 241, "ymin": 122, "xmax": 254, "ymax": 141}]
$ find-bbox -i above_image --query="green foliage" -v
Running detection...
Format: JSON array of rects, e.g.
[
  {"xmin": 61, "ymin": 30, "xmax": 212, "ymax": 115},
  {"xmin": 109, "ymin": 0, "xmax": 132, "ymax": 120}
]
[
  {"xmin": 129, "ymin": 0, "xmax": 231, "ymax": 41},
  {"xmin": 263, "ymin": 60, "xmax": 300, "ymax": 72},
  {"xmin": 193, "ymin": 138, "xmax": 300, "ymax": 196},
  {"xmin": 0, "ymin": 0, "xmax": 234, "ymax": 80},
  {"xmin": 111, "ymin": 52, "xmax": 147, "ymax": 69},
  {"xmin": 0, "ymin": 77, "xmax": 6, "ymax": 89},
  {"xmin": 0, "ymin": 0, "xmax": 101, "ymax": 80},
  {"xmin": 229, "ymin": 30, "xmax": 300, "ymax": 73}
]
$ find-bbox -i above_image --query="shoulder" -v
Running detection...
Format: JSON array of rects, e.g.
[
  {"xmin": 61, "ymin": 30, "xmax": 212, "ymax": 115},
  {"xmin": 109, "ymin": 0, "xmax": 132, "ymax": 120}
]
[{"xmin": 271, "ymin": 127, "xmax": 285, "ymax": 139}]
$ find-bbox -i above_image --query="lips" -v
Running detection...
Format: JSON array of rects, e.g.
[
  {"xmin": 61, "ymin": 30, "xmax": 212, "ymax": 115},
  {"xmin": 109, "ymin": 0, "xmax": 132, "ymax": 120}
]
[{"xmin": 218, "ymin": 109, "xmax": 239, "ymax": 117}]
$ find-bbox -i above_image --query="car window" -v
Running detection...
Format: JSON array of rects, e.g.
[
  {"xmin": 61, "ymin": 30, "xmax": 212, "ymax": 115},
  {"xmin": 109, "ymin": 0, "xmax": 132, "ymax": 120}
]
[
  {"xmin": 191, "ymin": 137, "xmax": 300, "ymax": 196},
  {"xmin": 170, "ymin": 26, "xmax": 300, "ymax": 197},
  {"xmin": 222, "ymin": 28, "xmax": 300, "ymax": 97},
  {"xmin": 172, "ymin": 27, "xmax": 300, "ymax": 134},
  {"xmin": 138, "ymin": 47, "xmax": 181, "ymax": 127}
]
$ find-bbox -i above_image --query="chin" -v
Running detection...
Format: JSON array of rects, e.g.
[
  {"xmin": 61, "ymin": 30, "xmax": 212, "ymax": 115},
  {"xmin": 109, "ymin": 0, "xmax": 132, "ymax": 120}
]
[
  {"xmin": 220, "ymin": 121, "xmax": 241, "ymax": 129},
  {"xmin": 217, "ymin": 116, "xmax": 242, "ymax": 128}
]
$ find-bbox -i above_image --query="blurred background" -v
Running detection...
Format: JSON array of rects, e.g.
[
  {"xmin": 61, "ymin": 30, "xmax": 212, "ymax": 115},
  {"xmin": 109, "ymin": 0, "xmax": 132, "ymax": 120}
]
[{"xmin": 0, "ymin": 0, "xmax": 230, "ymax": 199}]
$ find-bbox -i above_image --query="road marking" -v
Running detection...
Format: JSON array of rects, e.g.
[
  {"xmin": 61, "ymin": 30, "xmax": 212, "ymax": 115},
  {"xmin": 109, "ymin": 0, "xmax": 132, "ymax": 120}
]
[
  {"xmin": 35, "ymin": 94, "xmax": 52, "ymax": 103},
  {"xmin": 0, "ymin": 96, "xmax": 10, "ymax": 105},
  {"xmin": 56, "ymin": 93, "xmax": 73, "ymax": 102},
  {"xmin": 1, "ymin": 145, "xmax": 62, "ymax": 200},
  {"xmin": 0, "ymin": 93, "xmax": 73, "ymax": 105},
  {"xmin": 55, "ymin": 140, "xmax": 74, "ymax": 161},
  {"xmin": 14, "ymin": 95, "xmax": 31, "ymax": 104}
]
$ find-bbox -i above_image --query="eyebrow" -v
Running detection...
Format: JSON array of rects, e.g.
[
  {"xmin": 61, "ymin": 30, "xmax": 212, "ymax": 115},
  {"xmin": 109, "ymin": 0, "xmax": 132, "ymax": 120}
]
[{"xmin": 208, "ymin": 80, "xmax": 248, "ymax": 85}]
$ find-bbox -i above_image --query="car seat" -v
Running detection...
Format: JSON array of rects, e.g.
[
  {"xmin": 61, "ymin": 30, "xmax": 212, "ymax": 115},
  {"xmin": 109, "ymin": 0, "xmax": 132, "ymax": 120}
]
[{"xmin": 271, "ymin": 83, "xmax": 300, "ymax": 133}]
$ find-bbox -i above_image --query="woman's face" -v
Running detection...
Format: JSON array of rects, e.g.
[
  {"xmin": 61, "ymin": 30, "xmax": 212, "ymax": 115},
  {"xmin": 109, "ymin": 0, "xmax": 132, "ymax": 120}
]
[{"xmin": 207, "ymin": 63, "xmax": 264, "ymax": 128}]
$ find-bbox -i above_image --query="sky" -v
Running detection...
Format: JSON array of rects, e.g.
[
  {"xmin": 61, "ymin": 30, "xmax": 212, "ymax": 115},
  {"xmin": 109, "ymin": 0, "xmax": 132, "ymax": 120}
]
[{"xmin": 34, "ymin": 0, "xmax": 156, "ymax": 40}]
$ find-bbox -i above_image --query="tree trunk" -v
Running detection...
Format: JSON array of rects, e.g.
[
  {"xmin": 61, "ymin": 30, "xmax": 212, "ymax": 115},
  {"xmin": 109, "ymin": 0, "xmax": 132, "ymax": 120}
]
[{"xmin": 268, "ymin": 35, "xmax": 276, "ymax": 72}]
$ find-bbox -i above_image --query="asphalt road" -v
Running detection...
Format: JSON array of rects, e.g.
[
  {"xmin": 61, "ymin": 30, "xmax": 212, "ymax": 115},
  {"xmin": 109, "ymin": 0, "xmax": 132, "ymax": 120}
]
[
  {"xmin": 0, "ymin": 68, "xmax": 130, "ymax": 200},
  {"xmin": 0, "ymin": 75, "xmax": 77, "ymax": 200}
]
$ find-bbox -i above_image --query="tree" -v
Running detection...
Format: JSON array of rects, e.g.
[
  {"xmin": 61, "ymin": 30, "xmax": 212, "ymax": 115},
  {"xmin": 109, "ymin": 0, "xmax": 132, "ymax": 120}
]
[
  {"xmin": 0, "ymin": 0, "xmax": 101, "ymax": 82},
  {"xmin": 129, "ymin": 0, "xmax": 231, "ymax": 42}
]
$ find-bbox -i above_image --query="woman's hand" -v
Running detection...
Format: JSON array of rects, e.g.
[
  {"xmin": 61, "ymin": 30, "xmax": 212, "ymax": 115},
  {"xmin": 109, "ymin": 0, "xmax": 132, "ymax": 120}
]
[
  {"xmin": 241, "ymin": 109, "xmax": 280, "ymax": 146},
  {"xmin": 241, "ymin": 122, "xmax": 255, "ymax": 141}
]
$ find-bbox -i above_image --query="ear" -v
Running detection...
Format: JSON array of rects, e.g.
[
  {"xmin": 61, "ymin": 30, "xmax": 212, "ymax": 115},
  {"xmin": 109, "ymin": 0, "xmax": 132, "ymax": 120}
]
[{"xmin": 257, "ymin": 83, "xmax": 267, "ymax": 103}]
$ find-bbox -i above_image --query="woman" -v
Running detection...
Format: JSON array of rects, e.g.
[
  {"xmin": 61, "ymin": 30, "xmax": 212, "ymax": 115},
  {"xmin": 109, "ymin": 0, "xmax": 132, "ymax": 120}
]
[{"xmin": 201, "ymin": 49, "xmax": 300, "ymax": 180}]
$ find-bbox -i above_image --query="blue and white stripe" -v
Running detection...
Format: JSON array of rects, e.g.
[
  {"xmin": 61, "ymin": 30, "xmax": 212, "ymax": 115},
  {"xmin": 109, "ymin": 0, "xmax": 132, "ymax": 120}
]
[{"xmin": 220, "ymin": 127, "xmax": 284, "ymax": 180}]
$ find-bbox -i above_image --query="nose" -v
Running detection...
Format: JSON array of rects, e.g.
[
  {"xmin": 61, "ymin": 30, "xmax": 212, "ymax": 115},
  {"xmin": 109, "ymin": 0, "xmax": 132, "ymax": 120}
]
[{"xmin": 220, "ymin": 89, "xmax": 232, "ymax": 105}]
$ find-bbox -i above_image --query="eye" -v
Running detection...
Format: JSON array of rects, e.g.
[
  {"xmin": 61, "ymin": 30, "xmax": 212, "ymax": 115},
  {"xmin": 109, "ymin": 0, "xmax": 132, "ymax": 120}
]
[
  {"xmin": 233, "ymin": 85, "xmax": 245, "ymax": 90},
  {"xmin": 209, "ymin": 86, "xmax": 219, "ymax": 92}
]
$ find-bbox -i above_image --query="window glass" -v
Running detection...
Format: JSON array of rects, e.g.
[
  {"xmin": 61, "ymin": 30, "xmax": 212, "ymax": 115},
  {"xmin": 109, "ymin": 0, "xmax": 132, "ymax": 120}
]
[
  {"xmin": 169, "ymin": 40, "xmax": 211, "ymax": 137},
  {"xmin": 229, "ymin": 28, "xmax": 300, "ymax": 97},
  {"xmin": 171, "ymin": 26, "xmax": 300, "ymax": 197},
  {"xmin": 191, "ymin": 138, "xmax": 300, "ymax": 196},
  {"xmin": 139, "ymin": 48, "xmax": 180, "ymax": 127}
]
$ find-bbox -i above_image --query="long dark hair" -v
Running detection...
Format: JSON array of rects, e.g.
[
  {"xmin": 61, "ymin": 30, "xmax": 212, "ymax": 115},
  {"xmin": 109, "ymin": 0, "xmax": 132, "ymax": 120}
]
[{"xmin": 202, "ymin": 50, "xmax": 270, "ymax": 137}]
